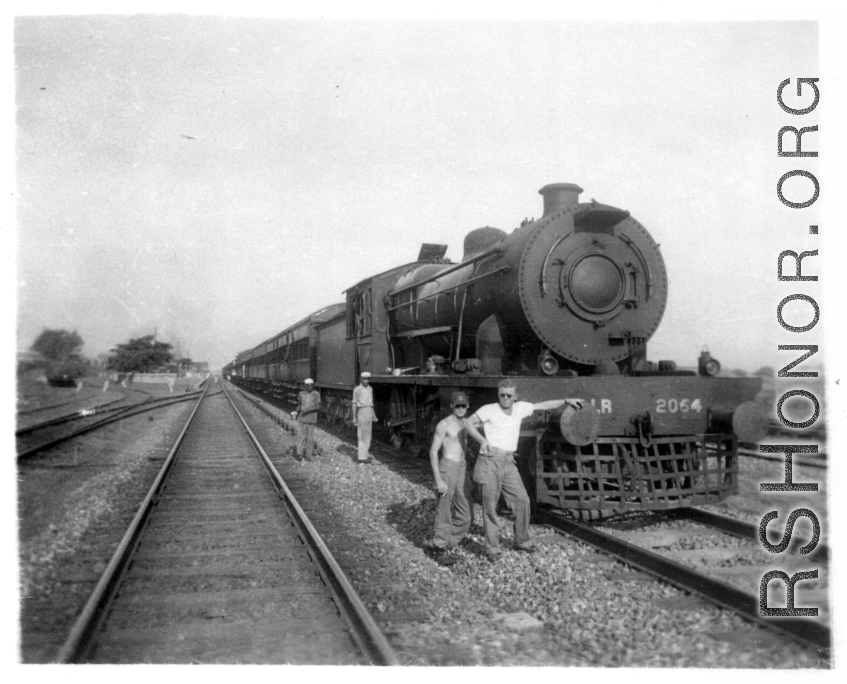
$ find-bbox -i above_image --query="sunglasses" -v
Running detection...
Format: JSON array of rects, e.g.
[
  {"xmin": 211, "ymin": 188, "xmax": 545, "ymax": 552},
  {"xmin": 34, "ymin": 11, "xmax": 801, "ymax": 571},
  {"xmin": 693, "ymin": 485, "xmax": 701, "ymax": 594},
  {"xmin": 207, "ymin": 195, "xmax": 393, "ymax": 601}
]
[
  {"xmin": 453, "ymin": 404, "xmax": 468, "ymax": 409},
  {"xmin": 499, "ymin": 393, "xmax": 515, "ymax": 399}
]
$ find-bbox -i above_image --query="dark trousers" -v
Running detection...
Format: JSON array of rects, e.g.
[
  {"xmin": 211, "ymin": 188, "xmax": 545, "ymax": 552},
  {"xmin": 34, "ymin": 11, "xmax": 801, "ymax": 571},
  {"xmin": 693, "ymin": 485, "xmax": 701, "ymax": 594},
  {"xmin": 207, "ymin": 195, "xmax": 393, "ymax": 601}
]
[
  {"xmin": 433, "ymin": 458, "xmax": 473, "ymax": 549},
  {"xmin": 473, "ymin": 448, "xmax": 531, "ymax": 553}
]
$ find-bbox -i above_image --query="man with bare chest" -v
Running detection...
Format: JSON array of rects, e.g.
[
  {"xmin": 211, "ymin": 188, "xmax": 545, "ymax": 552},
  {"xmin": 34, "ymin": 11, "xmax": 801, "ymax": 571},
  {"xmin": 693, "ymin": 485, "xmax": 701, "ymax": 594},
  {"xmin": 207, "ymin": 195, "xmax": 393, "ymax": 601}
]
[{"xmin": 427, "ymin": 391, "xmax": 474, "ymax": 565}]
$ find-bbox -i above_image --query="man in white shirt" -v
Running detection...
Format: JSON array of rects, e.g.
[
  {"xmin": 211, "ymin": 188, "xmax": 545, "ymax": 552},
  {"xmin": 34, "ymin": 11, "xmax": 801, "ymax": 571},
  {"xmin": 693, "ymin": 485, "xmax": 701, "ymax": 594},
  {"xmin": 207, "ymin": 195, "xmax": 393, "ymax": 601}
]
[
  {"xmin": 465, "ymin": 379, "xmax": 583, "ymax": 561},
  {"xmin": 352, "ymin": 371, "xmax": 378, "ymax": 464}
]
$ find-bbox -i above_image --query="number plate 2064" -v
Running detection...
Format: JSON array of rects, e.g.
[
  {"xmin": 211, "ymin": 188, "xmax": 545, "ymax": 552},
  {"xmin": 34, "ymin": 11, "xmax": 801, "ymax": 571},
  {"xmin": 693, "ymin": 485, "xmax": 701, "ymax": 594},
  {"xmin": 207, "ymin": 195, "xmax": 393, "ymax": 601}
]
[{"xmin": 655, "ymin": 398, "xmax": 702, "ymax": 414}]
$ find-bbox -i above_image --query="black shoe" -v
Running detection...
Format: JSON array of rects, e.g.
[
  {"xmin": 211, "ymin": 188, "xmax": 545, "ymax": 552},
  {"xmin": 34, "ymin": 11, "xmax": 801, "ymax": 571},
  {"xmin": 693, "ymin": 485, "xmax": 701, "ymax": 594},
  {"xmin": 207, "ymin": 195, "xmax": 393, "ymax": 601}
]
[
  {"xmin": 427, "ymin": 548, "xmax": 458, "ymax": 566},
  {"xmin": 359, "ymin": 457, "xmax": 374, "ymax": 464},
  {"xmin": 514, "ymin": 543, "xmax": 537, "ymax": 554}
]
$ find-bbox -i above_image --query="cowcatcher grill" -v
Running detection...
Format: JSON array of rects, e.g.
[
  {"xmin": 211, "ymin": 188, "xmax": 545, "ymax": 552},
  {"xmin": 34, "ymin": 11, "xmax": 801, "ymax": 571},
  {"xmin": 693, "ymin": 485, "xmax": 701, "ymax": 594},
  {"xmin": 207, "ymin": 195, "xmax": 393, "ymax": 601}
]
[{"xmin": 535, "ymin": 434, "xmax": 738, "ymax": 512}]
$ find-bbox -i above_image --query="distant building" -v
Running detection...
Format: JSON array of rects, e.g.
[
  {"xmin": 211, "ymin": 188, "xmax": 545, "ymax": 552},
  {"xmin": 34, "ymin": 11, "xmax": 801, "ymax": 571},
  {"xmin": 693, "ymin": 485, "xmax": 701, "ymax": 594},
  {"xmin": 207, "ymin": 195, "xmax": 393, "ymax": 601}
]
[{"xmin": 17, "ymin": 350, "xmax": 47, "ymax": 373}]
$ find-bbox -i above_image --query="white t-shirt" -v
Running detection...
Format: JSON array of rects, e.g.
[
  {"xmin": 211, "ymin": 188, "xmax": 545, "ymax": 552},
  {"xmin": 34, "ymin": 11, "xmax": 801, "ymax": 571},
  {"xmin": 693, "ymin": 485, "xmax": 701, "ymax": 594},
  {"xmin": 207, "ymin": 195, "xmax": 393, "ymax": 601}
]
[{"xmin": 473, "ymin": 401, "xmax": 535, "ymax": 452}]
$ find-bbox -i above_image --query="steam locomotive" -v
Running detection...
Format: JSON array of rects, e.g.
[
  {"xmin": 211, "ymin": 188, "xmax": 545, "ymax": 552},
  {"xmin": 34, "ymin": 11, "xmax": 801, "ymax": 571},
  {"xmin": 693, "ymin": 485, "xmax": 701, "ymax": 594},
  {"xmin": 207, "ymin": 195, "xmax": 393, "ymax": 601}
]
[{"xmin": 225, "ymin": 183, "xmax": 766, "ymax": 515}]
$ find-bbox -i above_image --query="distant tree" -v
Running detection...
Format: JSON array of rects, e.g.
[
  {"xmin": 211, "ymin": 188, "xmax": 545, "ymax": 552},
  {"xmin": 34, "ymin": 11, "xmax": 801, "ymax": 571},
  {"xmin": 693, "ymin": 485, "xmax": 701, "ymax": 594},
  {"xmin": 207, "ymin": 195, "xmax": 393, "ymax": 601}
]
[
  {"xmin": 730, "ymin": 368, "xmax": 748, "ymax": 377},
  {"xmin": 109, "ymin": 335, "xmax": 174, "ymax": 372},
  {"xmin": 30, "ymin": 328, "xmax": 84, "ymax": 362},
  {"xmin": 753, "ymin": 366, "xmax": 775, "ymax": 377}
]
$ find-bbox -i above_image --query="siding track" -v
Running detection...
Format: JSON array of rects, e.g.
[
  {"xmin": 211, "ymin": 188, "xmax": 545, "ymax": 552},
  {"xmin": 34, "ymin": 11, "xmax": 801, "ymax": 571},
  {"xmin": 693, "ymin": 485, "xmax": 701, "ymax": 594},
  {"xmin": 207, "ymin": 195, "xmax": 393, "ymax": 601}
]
[{"xmin": 538, "ymin": 508, "xmax": 830, "ymax": 655}]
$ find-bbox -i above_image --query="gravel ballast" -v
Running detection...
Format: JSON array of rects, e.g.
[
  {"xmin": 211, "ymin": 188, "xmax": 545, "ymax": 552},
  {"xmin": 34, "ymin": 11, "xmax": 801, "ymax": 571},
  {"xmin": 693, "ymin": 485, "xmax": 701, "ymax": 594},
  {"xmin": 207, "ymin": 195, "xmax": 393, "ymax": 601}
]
[
  {"xmin": 230, "ymin": 388, "xmax": 826, "ymax": 668},
  {"xmin": 17, "ymin": 380, "xmax": 826, "ymax": 667},
  {"xmin": 18, "ymin": 400, "xmax": 198, "ymax": 662}
]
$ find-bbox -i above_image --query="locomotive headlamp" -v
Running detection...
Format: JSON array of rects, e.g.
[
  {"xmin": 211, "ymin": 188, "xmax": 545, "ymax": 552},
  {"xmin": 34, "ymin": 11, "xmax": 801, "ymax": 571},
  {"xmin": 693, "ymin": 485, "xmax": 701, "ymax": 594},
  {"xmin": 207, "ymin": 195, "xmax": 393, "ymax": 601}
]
[
  {"xmin": 698, "ymin": 349, "xmax": 721, "ymax": 377},
  {"xmin": 539, "ymin": 350, "xmax": 559, "ymax": 376}
]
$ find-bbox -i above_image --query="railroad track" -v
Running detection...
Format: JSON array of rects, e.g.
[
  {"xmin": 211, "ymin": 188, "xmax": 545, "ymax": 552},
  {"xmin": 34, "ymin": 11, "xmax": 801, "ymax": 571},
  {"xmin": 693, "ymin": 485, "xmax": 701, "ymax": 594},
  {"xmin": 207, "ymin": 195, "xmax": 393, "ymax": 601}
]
[
  {"xmin": 537, "ymin": 508, "xmax": 831, "ymax": 656},
  {"xmin": 15, "ymin": 385, "xmax": 156, "ymax": 432},
  {"xmin": 736, "ymin": 445, "xmax": 827, "ymax": 469},
  {"xmin": 16, "ymin": 383, "xmax": 147, "ymax": 417},
  {"xmin": 230, "ymin": 382, "xmax": 831, "ymax": 659},
  {"xmin": 16, "ymin": 390, "xmax": 206, "ymax": 461},
  {"xmin": 54, "ymin": 380, "xmax": 397, "ymax": 664}
]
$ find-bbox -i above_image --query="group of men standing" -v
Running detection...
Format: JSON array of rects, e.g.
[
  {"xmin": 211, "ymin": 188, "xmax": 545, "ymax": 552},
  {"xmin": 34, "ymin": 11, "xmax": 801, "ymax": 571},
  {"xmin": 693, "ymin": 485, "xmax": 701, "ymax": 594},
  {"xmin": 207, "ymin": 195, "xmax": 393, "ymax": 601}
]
[
  {"xmin": 291, "ymin": 371, "xmax": 377, "ymax": 463},
  {"xmin": 291, "ymin": 371, "xmax": 582, "ymax": 566},
  {"xmin": 427, "ymin": 379, "xmax": 582, "ymax": 565}
]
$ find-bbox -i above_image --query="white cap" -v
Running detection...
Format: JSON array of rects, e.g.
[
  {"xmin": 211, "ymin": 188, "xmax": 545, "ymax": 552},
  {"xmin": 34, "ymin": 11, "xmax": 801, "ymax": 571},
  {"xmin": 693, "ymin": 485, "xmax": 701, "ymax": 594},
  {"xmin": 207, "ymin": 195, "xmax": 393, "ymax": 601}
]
[
  {"xmin": 304, "ymin": 378, "xmax": 314, "ymax": 384},
  {"xmin": 360, "ymin": 371, "xmax": 371, "ymax": 378}
]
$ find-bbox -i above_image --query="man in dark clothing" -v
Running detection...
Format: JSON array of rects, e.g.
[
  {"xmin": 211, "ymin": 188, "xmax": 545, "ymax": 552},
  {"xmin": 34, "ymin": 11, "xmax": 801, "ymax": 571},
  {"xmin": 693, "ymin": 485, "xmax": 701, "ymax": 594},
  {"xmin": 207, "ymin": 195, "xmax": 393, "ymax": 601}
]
[
  {"xmin": 291, "ymin": 378, "xmax": 321, "ymax": 461},
  {"xmin": 427, "ymin": 391, "xmax": 474, "ymax": 566}
]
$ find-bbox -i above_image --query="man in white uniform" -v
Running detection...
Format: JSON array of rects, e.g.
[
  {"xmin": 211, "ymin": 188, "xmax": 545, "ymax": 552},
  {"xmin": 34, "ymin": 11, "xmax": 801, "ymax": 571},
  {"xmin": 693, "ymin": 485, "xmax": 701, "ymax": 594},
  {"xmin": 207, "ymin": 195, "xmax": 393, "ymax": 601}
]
[
  {"xmin": 465, "ymin": 379, "xmax": 583, "ymax": 561},
  {"xmin": 352, "ymin": 371, "xmax": 378, "ymax": 464}
]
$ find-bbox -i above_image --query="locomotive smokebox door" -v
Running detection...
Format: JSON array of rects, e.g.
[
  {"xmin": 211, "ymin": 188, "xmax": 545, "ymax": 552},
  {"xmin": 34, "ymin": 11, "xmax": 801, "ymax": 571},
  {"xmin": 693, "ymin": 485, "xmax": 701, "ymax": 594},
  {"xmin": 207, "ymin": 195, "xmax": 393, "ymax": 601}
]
[{"xmin": 519, "ymin": 186, "xmax": 668, "ymax": 372}]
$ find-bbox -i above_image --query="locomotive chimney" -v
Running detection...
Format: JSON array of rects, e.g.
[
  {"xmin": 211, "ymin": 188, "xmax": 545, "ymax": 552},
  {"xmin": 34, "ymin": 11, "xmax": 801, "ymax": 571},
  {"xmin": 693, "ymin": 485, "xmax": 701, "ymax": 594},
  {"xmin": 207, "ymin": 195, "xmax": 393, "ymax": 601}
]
[{"xmin": 539, "ymin": 183, "xmax": 583, "ymax": 216}]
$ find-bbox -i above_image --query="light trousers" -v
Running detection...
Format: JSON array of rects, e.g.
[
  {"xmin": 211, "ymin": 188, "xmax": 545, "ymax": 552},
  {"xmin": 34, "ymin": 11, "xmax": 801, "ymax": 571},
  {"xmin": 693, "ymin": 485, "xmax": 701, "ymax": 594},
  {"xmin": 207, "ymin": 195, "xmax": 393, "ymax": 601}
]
[{"xmin": 356, "ymin": 407, "xmax": 374, "ymax": 461}]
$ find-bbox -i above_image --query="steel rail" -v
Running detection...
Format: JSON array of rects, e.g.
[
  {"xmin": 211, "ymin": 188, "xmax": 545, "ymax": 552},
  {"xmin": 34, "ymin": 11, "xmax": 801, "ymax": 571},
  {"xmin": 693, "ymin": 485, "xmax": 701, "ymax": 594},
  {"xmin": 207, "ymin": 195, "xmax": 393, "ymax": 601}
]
[
  {"xmin": 16, "ymin": 393, "xmax": 205, "ymax": 461},
  {"xmin": 538, "ymin": 508, "xmax": 830, "ymax": 655},
  {"xmin": 671, "ymin": 507, "xmax": 829, "ymax": 563},
  {"xmin": 221, "ymin": 382, "xmax": 400, "ymax": 666},
  {"xmin": 16, "ymin": 384, "xmax": 153, "ymax": 417},
  {"xmin": 15, "ymin": 390, "xmax": 204, "ymax": 437},
  {"xmin": 704, "ymin": 444, "xmax": 827, "ymax": 469},
  {"xmin": 738, "ymin": 446, "xmax": 827, "ymax": 469},
  {"xmin": 53, "ymin": 381, "xmax": 213, "ymax": 663}
]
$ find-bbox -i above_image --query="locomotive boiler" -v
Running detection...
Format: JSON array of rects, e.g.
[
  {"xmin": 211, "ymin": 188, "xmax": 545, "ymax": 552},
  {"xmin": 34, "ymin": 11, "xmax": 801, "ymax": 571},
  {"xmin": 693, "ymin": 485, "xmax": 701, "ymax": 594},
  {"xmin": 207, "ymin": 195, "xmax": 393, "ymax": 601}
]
[
  {"xmin": 387, "ymin": 183, "xmax": 666, "ymax": 376},
  {"xmin": 228, "ymin": 182, "xmax": 767, "ymax": 517}
]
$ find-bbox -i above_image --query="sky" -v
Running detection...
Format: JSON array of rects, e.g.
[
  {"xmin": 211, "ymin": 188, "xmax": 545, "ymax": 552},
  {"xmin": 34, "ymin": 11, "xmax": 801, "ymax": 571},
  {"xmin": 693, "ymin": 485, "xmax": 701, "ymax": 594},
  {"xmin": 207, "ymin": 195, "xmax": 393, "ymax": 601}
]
[{"xmin": 10, "ymin": 13, "xmax": 833, "ymax": 376}]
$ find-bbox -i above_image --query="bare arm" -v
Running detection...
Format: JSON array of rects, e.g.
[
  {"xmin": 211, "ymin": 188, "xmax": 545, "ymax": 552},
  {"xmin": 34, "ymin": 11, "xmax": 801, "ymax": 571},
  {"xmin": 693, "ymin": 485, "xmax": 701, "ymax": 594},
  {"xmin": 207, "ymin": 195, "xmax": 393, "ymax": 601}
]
[
  {"xmin": 464, "ymin": 415, "xmax": 490, "ymax": 454},
  {"xmin": 429, "ymin": 421, "xmax": 448, "ymax": 494},
  {"xmin": 532, "ymin": 398, "xmax": 584, "ymax": 411}
]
